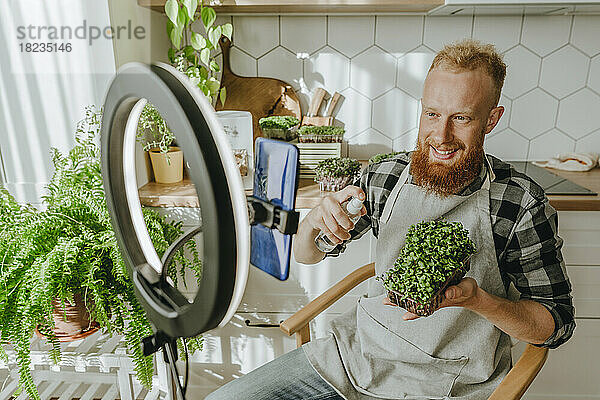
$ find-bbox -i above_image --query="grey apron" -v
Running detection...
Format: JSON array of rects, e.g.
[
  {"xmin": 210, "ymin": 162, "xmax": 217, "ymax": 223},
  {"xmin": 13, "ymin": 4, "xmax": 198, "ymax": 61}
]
[{"xmin": 303, "ymin": 157, "xmax": 512, "ymax": 400}]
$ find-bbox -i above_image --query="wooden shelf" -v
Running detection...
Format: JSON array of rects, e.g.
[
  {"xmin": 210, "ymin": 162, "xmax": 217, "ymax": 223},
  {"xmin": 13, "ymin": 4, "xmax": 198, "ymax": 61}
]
[
  {"xmin": 137, "ymin": 0, "xmax": 444, "ymax": 14},
  {"xmin": 138, "ymin": 164, "xmax": 600, "ymax": 211}
]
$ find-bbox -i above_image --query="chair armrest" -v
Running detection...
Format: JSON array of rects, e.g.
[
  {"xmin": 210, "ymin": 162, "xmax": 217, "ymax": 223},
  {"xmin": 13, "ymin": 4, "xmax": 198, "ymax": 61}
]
[
  {"xmin": 280, "ymin": 263, "xmax": 375, "ymax": 337},
  {"xmin": 488, "ymin": 343, "xmax": 549, "ymax": 400}
]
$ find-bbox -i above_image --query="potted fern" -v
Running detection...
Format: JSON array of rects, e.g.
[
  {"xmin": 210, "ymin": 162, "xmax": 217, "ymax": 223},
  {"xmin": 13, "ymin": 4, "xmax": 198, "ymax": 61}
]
[{"xmin": 0, "ymin": 106, "xmax": 203, "ymax": 400}]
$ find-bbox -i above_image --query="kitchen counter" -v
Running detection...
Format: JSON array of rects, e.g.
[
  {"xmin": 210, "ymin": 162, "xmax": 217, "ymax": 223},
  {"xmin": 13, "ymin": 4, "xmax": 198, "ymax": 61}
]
[{"xmin": 138, "ymin": 166, "xmax": 600, "ymax": 211}]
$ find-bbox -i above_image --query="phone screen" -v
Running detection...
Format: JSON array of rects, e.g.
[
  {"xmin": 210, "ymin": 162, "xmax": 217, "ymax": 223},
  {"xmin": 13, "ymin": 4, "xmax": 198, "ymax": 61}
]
[{"xmin": 250, "ymin": 138, "xmax": 299, "ymax": 280}]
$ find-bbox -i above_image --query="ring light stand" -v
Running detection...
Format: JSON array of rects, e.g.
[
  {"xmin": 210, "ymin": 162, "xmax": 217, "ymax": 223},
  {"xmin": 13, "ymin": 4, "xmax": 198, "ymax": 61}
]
[{"xmin": 100, "ymin": 62, "xmax": 298, "ymax": 399}]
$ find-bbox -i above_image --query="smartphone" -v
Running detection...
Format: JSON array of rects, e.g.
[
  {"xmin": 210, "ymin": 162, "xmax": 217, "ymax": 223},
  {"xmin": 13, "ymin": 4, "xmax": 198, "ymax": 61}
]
[{"xmin": 250, "ymin": 138, "xmax": 299, "ymax": 281}]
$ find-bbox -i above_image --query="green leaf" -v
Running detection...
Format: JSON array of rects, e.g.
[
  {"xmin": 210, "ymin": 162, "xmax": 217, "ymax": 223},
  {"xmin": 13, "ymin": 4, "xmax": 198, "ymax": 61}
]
[
  {"xmin": 183, "ymin": 45, "xmax": 195, "ymax": 60},
  {"xmin": 200, "ymin": 7, "xmax": 216, "ymax": 30},
  {"xmin": 209, "ymin": 60, "xmax": 220, "ymax": 72},
  {"xmin": 182, "ymin": 0, "xmax": 198, "ymax": 20},
  {"xmin": 168, "ymin": 47, "xmax": 176, "ymax": 63},
  {"xmin": 165, "ymin": 0, "xmax": 179, "ymax": 25},
  {"xmin": 207, "ymin": 26, "xmax": 221, "ymax": 49},
  {"xmin": 199, "ymin": 83, "xmax": 209, "ymax": 96},
  {"xmin": 219, "ymin": 87, "xmax": 227, "ymax": 106},
  {"xmin": 207, "ymin": 77, "xmax": 220, "ymax": 94},
  {"xmin": 169, "ymin": 23, "xmax": 183, "ymax": 50},
  {"xmin": 177, "ymin": 6, "xmax": 188, "ymax": 29},
  {"xmin": 190, "ymin": 31, "xmax": 206, "ymax": 50},
  {"xmin": 200, "ymin": 48, "xmax": 210, "ymax": 66},
  {"xmin": 221, "ymin": 23, "xmax": 233, "ymax": 40},
  {"xmin": 198, "ymin": 66, "xmax": 208, "ymax": 80}
]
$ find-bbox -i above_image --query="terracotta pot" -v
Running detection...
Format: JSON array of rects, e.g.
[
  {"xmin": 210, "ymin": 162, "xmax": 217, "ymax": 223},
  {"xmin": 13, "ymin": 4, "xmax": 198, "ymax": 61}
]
[
  {"xmin": 149, "ymin": 146, "xmax": 184, "ymax": 184},
  {"xmin": 36, "ymin": 293, "xmax": 100, "ymax": 342}
]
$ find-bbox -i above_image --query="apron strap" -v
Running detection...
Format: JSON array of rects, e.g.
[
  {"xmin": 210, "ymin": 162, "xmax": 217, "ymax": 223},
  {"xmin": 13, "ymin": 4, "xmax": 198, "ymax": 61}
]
[{"xmin": 380, "ymin": 163, "xmax": 411, "ymax": 224}]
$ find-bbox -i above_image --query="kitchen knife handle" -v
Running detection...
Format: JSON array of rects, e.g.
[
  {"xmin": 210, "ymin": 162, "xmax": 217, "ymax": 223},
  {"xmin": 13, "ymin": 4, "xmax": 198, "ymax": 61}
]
[
  {"xmin": 324, "ymin": 92, "xmax": 341, "ymax": 117},
  {"xmin": 307, "ymin": 88, "xmax": 328, "ymax": 117}
]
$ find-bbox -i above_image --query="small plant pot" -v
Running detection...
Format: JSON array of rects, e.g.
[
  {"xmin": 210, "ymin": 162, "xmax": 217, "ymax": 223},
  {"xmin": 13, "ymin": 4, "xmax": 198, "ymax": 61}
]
[
  {"xmin": 261, "ymin": 127, "xmax": 298, "ymax": 141},
  {"xmin": 36, "ymin": 293, "xmax": 100, "ymax": 342},
  {"xmin": 149, "ymin": 146, "xmax": 184, "ymax": 184},
  {"xmin": 316, "ymin": 175, "xmax": 354, "ymax": 192},
  {"xmin": 387, "ymin": 257, "xmax": 471, "ymax": 317}
]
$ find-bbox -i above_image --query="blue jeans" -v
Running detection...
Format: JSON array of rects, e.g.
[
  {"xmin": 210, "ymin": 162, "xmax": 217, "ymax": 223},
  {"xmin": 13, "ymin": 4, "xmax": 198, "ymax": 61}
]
[{"xmin": 205, "ymin": 347, "xmax": 344, "ymax": 400}]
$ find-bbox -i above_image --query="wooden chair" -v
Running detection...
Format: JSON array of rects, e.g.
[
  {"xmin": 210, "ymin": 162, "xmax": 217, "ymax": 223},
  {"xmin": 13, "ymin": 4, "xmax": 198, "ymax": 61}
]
[{"xmin": 280, "ymin": 262, "xmax": 549, "ymax": 400}]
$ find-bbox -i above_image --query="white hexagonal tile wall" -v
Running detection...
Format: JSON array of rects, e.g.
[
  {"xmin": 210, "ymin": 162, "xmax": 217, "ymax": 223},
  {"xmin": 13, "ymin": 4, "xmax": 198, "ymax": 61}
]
[
  {"xmin": 540, "ymin": 46, "xmax": 589, "ymax": 99},
  {"xmin": 494, "ymin": 95, "xmax": 512, "ymax": 134},
  {"xmin": 375, "ymin": 16, "xmax": 424, "ymax": 56},
  {"xmin": 230, "ymin": 46, "xmax": 257, "ymax": 77},
  {"xmin": 589, "ymin": 56, "xmax": 600, "ymax": 95},
  {"xmin": 350, "ymin": 46, "xmax": 396, "ymax": 99},
  {"xmin": 232, "ymin": 16, "xmax": 279, "ymax": 58},
  {"xmin": 328, "ymin": 16, "xmax": 375, "ymax": 58},
  {"xmin": 502, "ymin": 46, "xmax": 541, "ymax": 99},
  {"xmin": 472, "ymin": 16, "xmax": 521, "ymax": 53},
  {"xmin": 396, "ymin": 47, "xmax": 436, "ymax": 99},
  {"xmin": 303, "ymin": 46, "xmax": 350, "ymax": 93},
  {"xmin": 257, "ymin": 47, "xmax": 302, "ymax": 89},
  {"xmin": 557, "ymin": 89, "xmax": 600, "ymax": 139},
  {"xmin": 521, "ymin": 16, "xmax": 571, "ymax": 57},
  {"xmin": 484, "ymin": 129, "xmax": 529, "ymax": 160},
  {"xmin": 510, "ymin": 89, "xmax": 558, "ymax": 139},
  {"xmin": 393, "ymin": 128, "xmax": 419, "ymax": 152},
  {"xmin": 335, "ymin": 88, "xmax": 372, "ymax": 137},
  {"xmin": 372, "ymin": 88, "xmax": 419, "ymax": 139},
  {"xmin": 528, "ymin": 129, "xmax": 575, "ymax": 160},
  {"xmin": 423, "ymin": 16, "xmax": 473, "ymax": 52},
  {"xmin": 571, "ymin": 16, "xmax": 600, "ymax": 57},
  {"xmin": 281, "ymin": 16, "xmax": 326, "ymax": 55},
  {"xmin": 347, "ymin": 128, "xmax": 393, "ymax": 160},
  {"xmin": 575, "ymin": 130, "xmax": 600, "ymax": 154}
]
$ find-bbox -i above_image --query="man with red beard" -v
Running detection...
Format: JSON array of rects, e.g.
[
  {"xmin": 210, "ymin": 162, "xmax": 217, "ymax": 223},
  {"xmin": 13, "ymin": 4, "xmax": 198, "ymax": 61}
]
[{"xmin": 206, "ymin": 40, "xmax": 574, "ymax": 400}]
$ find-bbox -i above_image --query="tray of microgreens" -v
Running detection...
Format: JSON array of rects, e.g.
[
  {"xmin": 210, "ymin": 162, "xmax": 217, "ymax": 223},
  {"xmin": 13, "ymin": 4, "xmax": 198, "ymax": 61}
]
[
  {"xmin": 377, "ymin": 219, "xmax": 476, "ymax": 317},
  {"xmin": 368, "ymin": 151, "xmax": 402, "ymax": 164},
  {"xmin": 297, "ymin": 125, "xmax": 345, "ymax": 143},
  {"xmin": 259, "ymin": 116, "xmax": 300, "ymax": 141},
  {"xmin": 314, "ymin": 157, "xmax": 361, "ymax": 192}
]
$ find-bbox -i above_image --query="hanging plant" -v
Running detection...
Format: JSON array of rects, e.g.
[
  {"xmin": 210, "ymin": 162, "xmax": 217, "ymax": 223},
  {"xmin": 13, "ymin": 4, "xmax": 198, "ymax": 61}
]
[{"xmin": 165, "ymin": 0, "xmax": 232, "ymax": 104}]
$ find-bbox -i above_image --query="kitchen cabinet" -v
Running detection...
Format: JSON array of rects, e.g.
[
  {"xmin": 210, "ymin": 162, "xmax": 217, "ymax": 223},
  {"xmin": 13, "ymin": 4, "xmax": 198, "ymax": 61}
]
[
  {"xmin": 429, "ymin": 0, "xmax": 600, "ymax": 15},
  {"xmin": 137, "ymin": 0, "xmax": 600, "ymax": 14},
  {"xmin": 137, "ymin": 0, "xmax": 444, "ymax": 14}
]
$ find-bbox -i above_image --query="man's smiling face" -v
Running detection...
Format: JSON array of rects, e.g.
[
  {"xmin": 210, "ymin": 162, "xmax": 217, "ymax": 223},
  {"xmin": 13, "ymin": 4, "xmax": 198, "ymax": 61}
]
[{"xmin": 410, "ymin": 66, "xmax": 504, "ymax": 196}]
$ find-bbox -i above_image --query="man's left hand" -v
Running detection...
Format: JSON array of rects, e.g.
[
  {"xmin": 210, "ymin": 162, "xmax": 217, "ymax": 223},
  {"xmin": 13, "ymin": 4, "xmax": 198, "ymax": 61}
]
[{"xmin": 382, "ymin": 277, "xmax": 480, "ymax": 320}]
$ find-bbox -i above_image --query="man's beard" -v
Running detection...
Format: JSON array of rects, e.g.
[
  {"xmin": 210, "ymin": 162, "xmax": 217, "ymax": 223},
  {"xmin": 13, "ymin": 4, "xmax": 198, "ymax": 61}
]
[{"xmin": 409, "ymin": 135, "xmax": 484, "ymax": 197}]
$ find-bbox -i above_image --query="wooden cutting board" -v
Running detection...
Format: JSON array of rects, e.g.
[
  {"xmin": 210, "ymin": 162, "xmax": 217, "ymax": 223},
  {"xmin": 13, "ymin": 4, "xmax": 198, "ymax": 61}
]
[{"xmin": 215, "ymin": 36, "xmax": 302, "ymax": 142}]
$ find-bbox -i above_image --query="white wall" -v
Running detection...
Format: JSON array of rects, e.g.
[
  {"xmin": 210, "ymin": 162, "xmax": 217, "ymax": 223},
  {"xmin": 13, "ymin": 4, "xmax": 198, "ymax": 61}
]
[
  {"xmin": 214, "ymin": 14, "xmax": 600, "ymax": 162},
  {"xmin": 0, "ymin": 0, "xmax": 116, "ymax": 204}
]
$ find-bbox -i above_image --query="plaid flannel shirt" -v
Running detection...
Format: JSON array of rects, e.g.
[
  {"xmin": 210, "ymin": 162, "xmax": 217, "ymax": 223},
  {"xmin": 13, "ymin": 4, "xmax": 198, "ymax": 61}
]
[{"xmin": 327, "ymin": 152, "xmax": 575, "ymax": 349}]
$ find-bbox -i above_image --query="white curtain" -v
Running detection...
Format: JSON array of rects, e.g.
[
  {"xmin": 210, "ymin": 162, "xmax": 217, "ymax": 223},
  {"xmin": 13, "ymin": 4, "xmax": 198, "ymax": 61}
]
[{"xmin": 0, "ymin": 0, "xmax": 116, "ymax": 204}]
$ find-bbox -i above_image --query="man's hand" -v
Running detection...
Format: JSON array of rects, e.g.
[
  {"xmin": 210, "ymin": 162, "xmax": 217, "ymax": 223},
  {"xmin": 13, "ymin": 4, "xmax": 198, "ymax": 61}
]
[
  {"xmin": 383, "ymin": 277, "xmax": 480, "ymax": 320},
  {"xmin": 293, "ymin": 185, "xmax": 366, "ymax": 265},
  {"xmin": 303, "ymin": 185, "xmax": 367, "ymax": 246}
]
